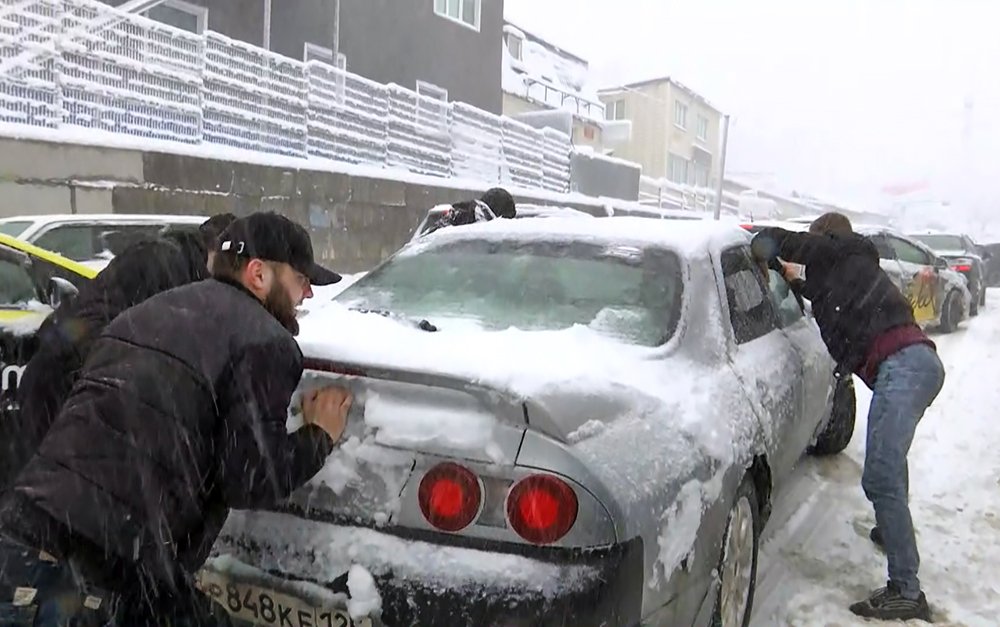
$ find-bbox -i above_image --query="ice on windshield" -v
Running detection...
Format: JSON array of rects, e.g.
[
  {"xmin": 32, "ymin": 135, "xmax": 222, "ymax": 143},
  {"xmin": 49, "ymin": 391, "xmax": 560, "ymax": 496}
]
[{"xmin": 333, "ymin": 238, "xmax": 684, "ymax": 347}]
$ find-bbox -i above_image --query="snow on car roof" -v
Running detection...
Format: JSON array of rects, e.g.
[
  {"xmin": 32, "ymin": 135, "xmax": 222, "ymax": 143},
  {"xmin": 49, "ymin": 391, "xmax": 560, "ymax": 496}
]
[
  {"xmin": 0, "ymin": 213, "xmax": 208, "ymax": 223},
  {"xmin": 403, "ymin": 215, "xmax": 750, "ymax": 258}
]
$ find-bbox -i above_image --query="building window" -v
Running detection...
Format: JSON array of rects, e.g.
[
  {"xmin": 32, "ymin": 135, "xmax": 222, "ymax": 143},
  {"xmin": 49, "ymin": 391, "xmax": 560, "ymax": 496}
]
[
  {"xmin": 142, "ymin": 0, "xmax": 208, "ymax": 34},
  {"xmin": 506, "ymin": 32, "xmax": 523, "ymax": 60},
  {"xmin": 606, "ymin": 99, "xmax": 626, "ymax": 121},
  {"xmin": 434, "ymin": 0, "xmax": 481, "ymax": 31},
  {"xmin": 694, "ymin": 163, "xmax": 710, "ymax": 188},
  {"xmin": 674, "ymin": 100, "xmax": 687, "ymax": 129},
  {"xmin": 668, "ymin": 152, "xmax": 689, "ymax": 184},
  {"xmin": 697, "ymin": 115, "xmax": 709, "ymax": 141}
]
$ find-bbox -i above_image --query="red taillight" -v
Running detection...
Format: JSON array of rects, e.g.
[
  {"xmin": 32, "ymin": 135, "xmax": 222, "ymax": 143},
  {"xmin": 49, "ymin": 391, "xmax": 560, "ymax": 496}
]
[
  {"xmin": 740, "ymin": 223, "xmax": 753, "ymax": 230},
  {"xmin": 952, "ymin": 264, "xmax": 972, "ymax": 272},
  {"xmin": 507, "ymin": 475, "xmax": 578, "ymax": 544},
  {"xmin": 418, "ymin": 462, "xmax": 481, "ymax": 532}
]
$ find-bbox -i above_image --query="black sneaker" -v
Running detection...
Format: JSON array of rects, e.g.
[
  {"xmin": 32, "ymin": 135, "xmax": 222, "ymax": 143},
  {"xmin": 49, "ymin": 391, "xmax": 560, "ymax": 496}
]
[
  {"xmin": 849, "ymin": 582, "xmax": 932, "ymax": 621},
  {"xmin": 870, "ymin": 526, "xmax": 884, "ymax": 548}
]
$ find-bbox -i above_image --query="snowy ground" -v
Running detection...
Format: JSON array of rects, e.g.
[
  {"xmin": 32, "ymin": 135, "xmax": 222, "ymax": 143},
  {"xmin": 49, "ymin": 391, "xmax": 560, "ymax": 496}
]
[{"xmin": 750, "ymin": 292, "xmax": 1000, "ymax": 626}]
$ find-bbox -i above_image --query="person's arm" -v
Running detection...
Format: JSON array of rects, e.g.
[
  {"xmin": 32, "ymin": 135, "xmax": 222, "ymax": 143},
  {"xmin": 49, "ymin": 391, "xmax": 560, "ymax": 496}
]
[
  {"xmin": 750, "ymin": 227, "xmax": 837, "ymax": 267},
  {"xmin": 214, "ymin": 338, "xmax": 335, "ymax": 509}
]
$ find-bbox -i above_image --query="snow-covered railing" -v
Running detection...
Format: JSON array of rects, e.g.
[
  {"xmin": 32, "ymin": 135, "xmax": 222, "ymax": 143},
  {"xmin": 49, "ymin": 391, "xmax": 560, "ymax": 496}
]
[
  {"xmin": 540, "ymin": 127, "xmax": 571, "ymax": 193},
  {"xmin": 306, "ymin": 61, "xmax": 388, "ymax": 166},
  {"xmin": 500, "ymin": 116, "xmax": 545, "ymax": 189},
  {"xmin": 450, "ymin": 102, "xmax": 502, "ymax": 183},
  {"xmin": 0, "ymin": 0, "xmax": 625, "ymax": 196},
  {"xmin": 386, "ymin": 84, "xmax": 451, "ymax": 177},
  {"xmin": 202, "ymin": 32, "xmax": 307, "ymax": 157},
  {"xmin": 639, "ymin": 175, "xmax": 740, "ymax": 215}
]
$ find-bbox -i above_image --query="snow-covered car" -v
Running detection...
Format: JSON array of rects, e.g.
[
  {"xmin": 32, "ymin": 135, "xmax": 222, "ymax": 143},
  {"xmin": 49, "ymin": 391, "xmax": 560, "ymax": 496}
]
[
  {"xmin": 856, "ymin": 225, "xmax": 972, "ymax": 332},
  {"xmin": 909, "ymin": 231, "xmax": 990, "ymax": 315},
  {"xmin": 199, "ymin": 218, "xmax": 853, "ymax": 626},
  {"xmin": 0, "ymin": 213, "xmax": 208, "ymax": 271}
]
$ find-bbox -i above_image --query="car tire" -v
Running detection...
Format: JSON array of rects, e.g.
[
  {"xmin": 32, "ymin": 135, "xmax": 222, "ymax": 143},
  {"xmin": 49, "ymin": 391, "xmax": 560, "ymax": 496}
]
[
  {"xmin": 939, "ymin": 290, "xmax": 963, "ymax": 333},
  {"xmin": 808, "ymin": 376, "xmax": 856, "ymax": 456},
  {"xmin": 711, "ymin": 474, "xmax": 760, "ymax": 627}
]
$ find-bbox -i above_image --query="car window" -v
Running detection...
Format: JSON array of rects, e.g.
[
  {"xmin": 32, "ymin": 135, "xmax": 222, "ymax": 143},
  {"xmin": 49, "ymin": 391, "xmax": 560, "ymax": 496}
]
[
  {"xmin": 32, "ymin": 225, "xmax": 98, "ymax": 261},
  {"xmin": 888, "ymin": 236, "xmax": 931, "ymax": 266},
  {"xmin": 764, "ymin": 269, "xmax": 805, "ymax": 327},
  {"xmin": 334, "ymin": 238, "xmax": 684, "ymax": 347},
  {"xmin": 0, "ymin": 253, "xmax": 38, "ymax": 307},
  {"xmin": 98, "ymin": 224, "xmax": 167, "ymax": 255},
  {"xmin": 721, "ymin": 246, "xmax": 779, "ymax": 344},
  {"xmin": 0, "ymin": 220, "xmax": 33, "ymax": 237},
  {"xmin": 912, "ymin": 234, "xmax": 964, "ymax": 251},
  {"xmin": 868, "ymin": 234, "xmax": 896, "ymax": 260}
]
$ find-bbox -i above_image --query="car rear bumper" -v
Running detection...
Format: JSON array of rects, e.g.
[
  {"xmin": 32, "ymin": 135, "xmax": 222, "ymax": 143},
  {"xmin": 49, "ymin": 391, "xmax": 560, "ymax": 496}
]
[{"xmin": 206, "ymin": 511, "xmax": 645, "ymax": 627}]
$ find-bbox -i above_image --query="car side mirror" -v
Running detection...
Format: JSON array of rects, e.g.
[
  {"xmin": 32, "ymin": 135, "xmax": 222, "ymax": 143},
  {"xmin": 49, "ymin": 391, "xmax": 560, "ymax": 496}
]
[
  {"xmin": 933, "ymin": 257, "xmax": 948, "ymax": 270},
  {"xmin": 47, "ymin": 277, "xmax": 79, "ymax": 309}
]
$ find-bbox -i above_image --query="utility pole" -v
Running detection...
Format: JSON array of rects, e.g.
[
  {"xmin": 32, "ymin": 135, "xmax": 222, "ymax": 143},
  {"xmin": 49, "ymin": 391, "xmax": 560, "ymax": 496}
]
[{"xmin": 712, "ymin": 114, "xmax": 731, "ymax": 220}]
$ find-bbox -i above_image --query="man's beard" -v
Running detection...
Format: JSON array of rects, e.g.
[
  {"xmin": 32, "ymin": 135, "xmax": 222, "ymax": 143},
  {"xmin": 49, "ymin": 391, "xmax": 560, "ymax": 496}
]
[{"xmin": 264, "ymin": 281, "xmax": 299, "ymax": 335}]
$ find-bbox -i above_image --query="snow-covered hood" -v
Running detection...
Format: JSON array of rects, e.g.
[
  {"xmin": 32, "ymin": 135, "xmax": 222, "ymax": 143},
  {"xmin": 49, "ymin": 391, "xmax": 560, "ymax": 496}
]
[{"xmin": 295, "ymin": 302, "xmax": 668, "ymax": 441}]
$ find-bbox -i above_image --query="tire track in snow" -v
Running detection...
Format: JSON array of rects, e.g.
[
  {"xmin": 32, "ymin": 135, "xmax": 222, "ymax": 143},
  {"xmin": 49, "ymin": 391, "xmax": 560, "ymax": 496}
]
[{"xmin": 750, "ymin": 293, "xmax": 1000, "ymax": 627}]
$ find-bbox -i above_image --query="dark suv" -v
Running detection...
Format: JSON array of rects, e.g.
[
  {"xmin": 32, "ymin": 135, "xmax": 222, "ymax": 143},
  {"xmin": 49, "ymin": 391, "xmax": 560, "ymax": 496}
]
[{"xmin": 911, "ymin": 232, "xmax": 991, "ymax": 314}]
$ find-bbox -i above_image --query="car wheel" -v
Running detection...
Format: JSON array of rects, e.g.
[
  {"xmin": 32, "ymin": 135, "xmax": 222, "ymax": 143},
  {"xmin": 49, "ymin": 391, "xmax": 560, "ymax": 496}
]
[
  {"xmin": 808, "ymin": 376, "xmax": 856, "ymax": 456},
  {"xmin": 711, "ymin": 474, "xmax": 760, "ymax": 627},
  {"xmin": 939, "ymin": 290, "xmax": 962, "ymax": 333}
]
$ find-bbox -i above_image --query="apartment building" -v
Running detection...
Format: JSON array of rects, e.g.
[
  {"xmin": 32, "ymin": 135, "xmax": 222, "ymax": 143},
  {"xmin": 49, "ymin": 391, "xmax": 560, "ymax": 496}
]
[{"xmin": 599, "ymin": 76, "xmax": 722, "ymax": 188}]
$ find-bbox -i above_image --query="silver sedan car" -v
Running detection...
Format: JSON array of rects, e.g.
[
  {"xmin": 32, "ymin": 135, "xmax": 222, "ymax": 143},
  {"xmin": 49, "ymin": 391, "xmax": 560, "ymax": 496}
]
[{"xmin": 196, "ymin": 217, "xmax": 853, "ymax": 627}]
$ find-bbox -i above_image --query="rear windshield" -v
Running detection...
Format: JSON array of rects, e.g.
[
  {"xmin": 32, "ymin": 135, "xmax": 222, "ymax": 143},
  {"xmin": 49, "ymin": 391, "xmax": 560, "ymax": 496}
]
[
  {"xmin": 335, "ymin": 238, "xmax": 684, "ymax": 347},
  {"xmin": 913, "ymin": 234, "xmax": 964, "ymax": 250}
]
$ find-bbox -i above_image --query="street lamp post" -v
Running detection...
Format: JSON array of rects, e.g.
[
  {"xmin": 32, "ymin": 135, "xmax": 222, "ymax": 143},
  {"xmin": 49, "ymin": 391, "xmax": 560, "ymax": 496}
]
[{"xmin": 713, "ymin": 114, "xmax": 731, "ymax": 220}]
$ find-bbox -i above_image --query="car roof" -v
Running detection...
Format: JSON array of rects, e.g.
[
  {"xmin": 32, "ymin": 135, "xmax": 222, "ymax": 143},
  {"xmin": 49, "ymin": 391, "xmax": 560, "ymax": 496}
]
[
  {"xmin": 0, "ymin": 214, "xmax": 208, "ymax": 232},
  {"xmin": 404, "ymin": 215, "xmax": 751, "ymax": 258}
]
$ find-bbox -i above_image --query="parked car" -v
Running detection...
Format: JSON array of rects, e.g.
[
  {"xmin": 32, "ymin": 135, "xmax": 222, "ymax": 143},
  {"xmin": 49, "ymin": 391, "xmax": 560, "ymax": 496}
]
[
  {"xmin": 909, "ymin": 231, "xmax": 990, "ymax": 314},
  {"xmin": 0, "ymin": 233, "xmax": 97, "ymax": 427},
  {"xmin": 196, "ymin": 217, "xmax": 854, "ymax": 627},
  {"xmin": 853, "ymin": 226, "xmax": 971, "ymax": 332},
  {"xmin": 738, "ymin": 220, "xmax": 970, "ymax": 333},
  {"xmin": 0, "ymin": 213, "xmax": 208, "ymax": 271}
]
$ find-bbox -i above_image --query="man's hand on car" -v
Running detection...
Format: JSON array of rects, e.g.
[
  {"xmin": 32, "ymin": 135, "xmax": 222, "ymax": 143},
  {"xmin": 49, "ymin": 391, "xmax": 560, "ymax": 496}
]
[{"xmin": 302, "ymin": 386, "xmax": 353, "ymax": 442}]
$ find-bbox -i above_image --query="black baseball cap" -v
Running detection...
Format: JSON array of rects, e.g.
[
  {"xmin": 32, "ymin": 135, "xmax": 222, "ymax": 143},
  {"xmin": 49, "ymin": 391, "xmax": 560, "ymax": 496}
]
[{"xmin": 217, "ymin": 212, "xmax": 341, "ymax": 285}]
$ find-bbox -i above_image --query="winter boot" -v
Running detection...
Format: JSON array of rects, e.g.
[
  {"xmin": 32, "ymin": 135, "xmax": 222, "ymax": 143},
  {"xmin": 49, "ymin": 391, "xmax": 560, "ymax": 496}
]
[{"xmin": 849, "ymin": 581, "xmax": 932, "ymax": 621}]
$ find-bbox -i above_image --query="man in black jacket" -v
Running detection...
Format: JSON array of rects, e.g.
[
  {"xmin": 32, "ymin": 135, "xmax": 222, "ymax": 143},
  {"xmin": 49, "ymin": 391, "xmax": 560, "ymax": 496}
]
[
  {"xmin": 0, "ymin": 212, "xmax": 351, "ymax": 626},
  {"xmin": 424, "ymin": 187, "xmax": 517, "ymax": 236},
  {"xmin": 751, "ymin": 212, "xmax": 945, "ymax": 621},
  {"xmin": 1, "ymin": 214, "xmax": 236, "ymax": 491}
]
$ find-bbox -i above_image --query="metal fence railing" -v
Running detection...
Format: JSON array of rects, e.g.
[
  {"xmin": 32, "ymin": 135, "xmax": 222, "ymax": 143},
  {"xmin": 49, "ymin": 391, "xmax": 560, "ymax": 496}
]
[
  {"xmin": 0, "ymin": 0, "xmax": 584, "ymax": 194},
  {"xmin": 638, "ymin": 175, "xmax": 742, "ymax": 216}
]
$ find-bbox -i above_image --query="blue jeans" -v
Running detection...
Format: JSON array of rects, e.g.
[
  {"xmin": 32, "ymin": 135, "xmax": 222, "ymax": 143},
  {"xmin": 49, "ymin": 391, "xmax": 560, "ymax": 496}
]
[
  {"xmin": 0, "ymin": 534, "xmax": 116, "ymax": 626},
  {"xmin": 862, "ymin": 343, "xmax": 945, "ymax": 599}
]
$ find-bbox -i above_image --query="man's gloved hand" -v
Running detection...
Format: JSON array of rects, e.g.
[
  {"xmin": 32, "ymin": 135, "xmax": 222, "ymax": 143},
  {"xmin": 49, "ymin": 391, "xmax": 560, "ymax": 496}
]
[{"xmin": 302, "ymin": 385, "xmax": 353, "ymax": 443}]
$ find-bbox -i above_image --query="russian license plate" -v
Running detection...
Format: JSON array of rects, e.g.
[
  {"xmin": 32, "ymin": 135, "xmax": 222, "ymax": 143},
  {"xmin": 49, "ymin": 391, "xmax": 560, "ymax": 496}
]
[{"xmin": 197, "ymin": 569, "xmax": 372, "ymax": 627}]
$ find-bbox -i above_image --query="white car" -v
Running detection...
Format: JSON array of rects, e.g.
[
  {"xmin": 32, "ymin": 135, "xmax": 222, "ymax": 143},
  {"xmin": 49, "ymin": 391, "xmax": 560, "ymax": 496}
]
[
  {"xmin": 0, "ymin": 213, "xmax": 208, "ymax": 271},
  {"xmin": 198, "ymin": 217, "xmax": 851, "ymax": 627}
]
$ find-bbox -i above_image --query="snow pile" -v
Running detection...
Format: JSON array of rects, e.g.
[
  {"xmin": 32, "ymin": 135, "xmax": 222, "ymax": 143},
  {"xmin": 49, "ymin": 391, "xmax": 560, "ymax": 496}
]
[
  {"xmin": 651, "ymin": 469, "xmax": 726, "ymax": 588},
  {"xmin": 216, "ymin": 509, "xmax": 600, "ymax": 598},
  {"xmin": 750, "ymin": 295, "xmax": 1000, "ymax": 626},
  {"xmin": 502, "ymin": 23, "xmax": 605, "ymax": 123},
  {"xmin": 345, "ymin": 565, "xmax": 381, "ymax": 620}
]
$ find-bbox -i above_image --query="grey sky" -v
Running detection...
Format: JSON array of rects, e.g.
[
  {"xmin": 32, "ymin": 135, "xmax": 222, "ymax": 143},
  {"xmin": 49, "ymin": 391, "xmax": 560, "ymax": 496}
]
[{"xmin": 504, "ymin": 0, "xmax": 1000, "ymax": 221}]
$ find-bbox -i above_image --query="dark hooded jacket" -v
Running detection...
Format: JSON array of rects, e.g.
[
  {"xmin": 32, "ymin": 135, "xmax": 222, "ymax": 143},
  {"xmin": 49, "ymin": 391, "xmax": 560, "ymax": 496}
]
[
  {"xmin": 0, "ymin": 276, "xmax": 334, "ymax": 596},
  {"xmin": 751, "ymin": 227, "xmax": 924, "ymax": 380},
  {"xmin": 1, "ymin": 231, "xmax": 209, "ymax": 489}
]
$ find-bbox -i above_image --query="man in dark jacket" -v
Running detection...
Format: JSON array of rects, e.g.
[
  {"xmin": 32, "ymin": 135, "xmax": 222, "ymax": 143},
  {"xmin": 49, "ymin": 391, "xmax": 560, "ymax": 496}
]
[
  {"xmin": 1, "ymin": 214, "xmax": 236, "ymax": 491},
  {"xmin": 424, "ymin": 187, "xmax": 517, "ymax": 236},
  {"xmin": 0, "ymin": 212, "xmax": 351, "ymax": 626},
  {"xmin": 751, "ymin": 212, "xmax": 945, "ymax": 621}
]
